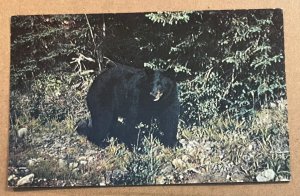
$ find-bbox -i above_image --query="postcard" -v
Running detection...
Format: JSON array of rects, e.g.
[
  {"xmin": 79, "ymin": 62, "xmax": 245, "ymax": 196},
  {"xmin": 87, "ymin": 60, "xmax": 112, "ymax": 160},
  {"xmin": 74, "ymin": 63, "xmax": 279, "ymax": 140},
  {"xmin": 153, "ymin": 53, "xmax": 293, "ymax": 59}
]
[{"xmin": 8, "ymin": 9, "xmax": 290, "ymax": 187}]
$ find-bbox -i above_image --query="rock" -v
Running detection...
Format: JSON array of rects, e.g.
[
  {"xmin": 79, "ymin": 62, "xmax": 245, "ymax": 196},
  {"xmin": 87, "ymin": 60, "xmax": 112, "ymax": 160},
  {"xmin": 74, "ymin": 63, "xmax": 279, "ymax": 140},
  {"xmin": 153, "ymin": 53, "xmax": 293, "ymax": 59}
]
[
  {"xmin": 186, "ymin": 140, "xmax": 200, "ymax": 157},
  {"xmin": 256, "ymin": 169, "xmax": 276, "ymax": 182},
  {"xmin": 88, "ymin": 157, "xmax": 95, "ymax": 163},
  {"xmin": 179, "ymin": 139, "xmax": 188, "ymax": 147},
  {"xmin": 17, "ymin": 167, "xmax": 29, "ymax": 175},
  {"xmin": 156, "ymin": 176, "xmax": 166, "ymax": 184},
  {"xmin": 72, "ymin": 168, "xmax": 80, "ymax": 173},
  {"xmin": 69, "ymin": 162, "xmax": 78, "ymax": 169},
  {"xmin": 270, "ymin": 102, "xmax": 276, "ymax": 108},
  {"xmin": 16, "ymin": 173, "xmax": 34, "ymax": 186},
  {"xmin": 8, "ymin": 174, "xmax": 16, "ymax": 181},
  {"xmin": 53, "ymin": 142, "xmax": 62, "ymax": 148},
  {"xmin": 78, "ymin": 156, "xmax": 87, "ymax": 161},
  {"xmin": 101, "ymin": 175, "xmax": 109, "ymax": 185},
  {"xmin": 27, "ymin": 159, "xmax": 37, "ymax": 167},
  {"xmin": 172, "ymin": 158, "xmax": 186, "ymax": 169},
  {"xmin": 80, "ymin": 160, "xmax": 87, "ymax": 166},
  {"xmin": 58, "ymin": 159, "xmax": 67, "ymax": 168},
  {"xmin": 17, "ymin": 128, "xmax": 28, "ymax": 138},
  {"xmin": 248, "ymin": 144, "xmax": 253, "ymax": 151},
  {"xmin": 231, "ymin": 173, "xmax": 245, "ymax": 182}
]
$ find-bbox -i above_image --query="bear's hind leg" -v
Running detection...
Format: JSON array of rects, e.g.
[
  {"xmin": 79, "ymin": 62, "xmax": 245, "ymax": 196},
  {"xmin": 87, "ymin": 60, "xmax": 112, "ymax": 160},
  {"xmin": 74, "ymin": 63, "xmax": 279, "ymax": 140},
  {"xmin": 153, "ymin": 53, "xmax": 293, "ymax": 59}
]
[{"xmin": 87, "ymin": 108, "xmax": 113, "ymax": 147}]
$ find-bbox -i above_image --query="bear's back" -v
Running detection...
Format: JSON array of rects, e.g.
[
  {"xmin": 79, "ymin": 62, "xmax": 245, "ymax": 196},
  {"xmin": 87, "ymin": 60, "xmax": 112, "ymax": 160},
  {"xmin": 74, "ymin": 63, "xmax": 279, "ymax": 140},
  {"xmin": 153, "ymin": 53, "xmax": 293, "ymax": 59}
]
[{"xmin": 87, "ymin": 63, "xmax": 146, "ymax": 107}]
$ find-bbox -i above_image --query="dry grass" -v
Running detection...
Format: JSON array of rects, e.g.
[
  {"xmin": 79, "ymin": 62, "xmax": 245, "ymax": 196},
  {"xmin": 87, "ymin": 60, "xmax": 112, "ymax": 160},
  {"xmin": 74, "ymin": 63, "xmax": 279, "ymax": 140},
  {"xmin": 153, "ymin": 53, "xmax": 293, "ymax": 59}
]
[{"xmin": 8, "ymin": 99, "xmax": 290, "ymax": 187}]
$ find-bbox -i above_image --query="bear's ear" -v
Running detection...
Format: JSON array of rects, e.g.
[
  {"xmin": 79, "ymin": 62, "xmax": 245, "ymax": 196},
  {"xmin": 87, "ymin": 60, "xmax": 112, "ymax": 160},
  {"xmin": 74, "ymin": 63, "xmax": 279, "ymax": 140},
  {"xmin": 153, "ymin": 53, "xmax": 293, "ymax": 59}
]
[{"xmin": 103, "ymin": 57, "xmax": 118, "ymax": 68}]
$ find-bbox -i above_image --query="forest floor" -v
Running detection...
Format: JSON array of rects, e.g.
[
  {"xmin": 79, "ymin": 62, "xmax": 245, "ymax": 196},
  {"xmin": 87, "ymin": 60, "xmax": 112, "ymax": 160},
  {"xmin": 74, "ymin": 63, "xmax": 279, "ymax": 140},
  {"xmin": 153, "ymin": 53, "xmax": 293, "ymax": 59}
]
[{"xmin": 8, "ymin": 100, "xmax": 290, "ymax": 187}]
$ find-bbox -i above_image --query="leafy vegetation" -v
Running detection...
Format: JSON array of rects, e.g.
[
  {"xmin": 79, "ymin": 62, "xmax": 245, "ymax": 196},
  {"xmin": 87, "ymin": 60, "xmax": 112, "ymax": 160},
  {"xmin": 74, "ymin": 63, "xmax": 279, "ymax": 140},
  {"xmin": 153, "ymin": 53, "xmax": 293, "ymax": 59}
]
[{"xmin": 9, "ymin": 9, "xmax": 289, "ymax": 187}]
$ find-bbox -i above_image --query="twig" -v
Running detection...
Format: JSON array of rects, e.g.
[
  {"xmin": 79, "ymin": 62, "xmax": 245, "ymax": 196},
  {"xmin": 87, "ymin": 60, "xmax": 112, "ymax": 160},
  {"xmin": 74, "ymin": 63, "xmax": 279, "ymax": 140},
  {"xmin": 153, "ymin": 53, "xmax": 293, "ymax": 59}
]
[
  {"xmin": 84, "ymin": 14, "xmax": 101, "ymax": 71},
  {"xmin": 70, "ymin": 53, "xmax": 95, "ymax": 72}
]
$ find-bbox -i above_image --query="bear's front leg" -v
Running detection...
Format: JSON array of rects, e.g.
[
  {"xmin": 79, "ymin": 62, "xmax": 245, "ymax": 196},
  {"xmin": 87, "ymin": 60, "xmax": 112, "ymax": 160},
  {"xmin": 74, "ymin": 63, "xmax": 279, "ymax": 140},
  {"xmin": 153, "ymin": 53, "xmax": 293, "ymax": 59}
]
[{"xmin": 158, "ymin": 102, "xmax": 180, "ymax": 147}]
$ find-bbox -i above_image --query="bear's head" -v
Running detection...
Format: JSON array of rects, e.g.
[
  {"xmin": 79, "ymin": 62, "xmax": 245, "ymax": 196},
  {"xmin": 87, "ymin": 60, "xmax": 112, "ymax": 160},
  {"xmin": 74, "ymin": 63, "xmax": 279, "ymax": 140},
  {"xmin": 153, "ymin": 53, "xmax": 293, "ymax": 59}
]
[{"xmin": 146, "ymin": 70, "xmax": 176, "ymax": 102}]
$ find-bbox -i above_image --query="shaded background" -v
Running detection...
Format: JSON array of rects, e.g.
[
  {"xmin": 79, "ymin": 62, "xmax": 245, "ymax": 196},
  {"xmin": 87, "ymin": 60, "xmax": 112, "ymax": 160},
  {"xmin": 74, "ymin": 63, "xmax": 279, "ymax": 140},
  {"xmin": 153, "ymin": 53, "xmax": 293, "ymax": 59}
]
[{"xmin": 10, "ymin": 9, "xmax": 286, "ymax": 126}]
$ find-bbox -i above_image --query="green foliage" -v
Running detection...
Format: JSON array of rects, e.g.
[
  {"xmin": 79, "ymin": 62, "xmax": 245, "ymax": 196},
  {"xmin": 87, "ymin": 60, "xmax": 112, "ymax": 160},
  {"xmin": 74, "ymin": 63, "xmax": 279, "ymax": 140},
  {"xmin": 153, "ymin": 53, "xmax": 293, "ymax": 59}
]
[
  {"xmin": 146, "ymin": 11, "xmax": 191, "ymax": 26},
  {"xmin": 11, "ymin": 10, "xmax": 286, "ymax": 124},
  {"xmin": 142, "ymin": 10, "xmax": 285, "ymax": 122},
  {"xmin": 179, "ymin": 73, "xmax": 221, "ymax": 125},
  {"xmin": 11, "ymin": 15, "xmax": 101, "ymax": 90},
  {"xmin": 217, "ymin": 11, "xmax": 286, "ymax": 117}
]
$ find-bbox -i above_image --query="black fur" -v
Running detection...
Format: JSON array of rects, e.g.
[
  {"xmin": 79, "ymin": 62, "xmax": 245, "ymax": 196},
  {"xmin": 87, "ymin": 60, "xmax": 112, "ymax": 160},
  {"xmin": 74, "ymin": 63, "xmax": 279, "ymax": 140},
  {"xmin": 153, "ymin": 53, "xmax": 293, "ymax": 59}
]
[{"xmin": 80, "ymin": 62, "xmax": 180, "ymax": 148}]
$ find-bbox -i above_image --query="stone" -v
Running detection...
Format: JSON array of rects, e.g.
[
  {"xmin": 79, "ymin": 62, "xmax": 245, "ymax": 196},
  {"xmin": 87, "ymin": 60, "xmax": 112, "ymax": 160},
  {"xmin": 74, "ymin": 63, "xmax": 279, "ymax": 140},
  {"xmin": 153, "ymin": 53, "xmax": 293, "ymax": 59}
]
[
  {"xmin": 27, "ymin": 159, "xmax": 37, "ymax": 167},
  {"xmin": 69, "ymin": 162, "xmax": 78, "ymax": 169},
  {"xmin": 58, "ymin": 159, "xmax": 67, "ymax": 168},
  {"xmin": 16, "ymin": 173, "xmax": 34, "ymax": 186},
  {"xmin": 88, "ymin": 157, "xmax": 95, "ymax": 163},
  {"xmin": 8, "ymin": 174, "xmax": 16, "ymax": 181},
  {"xmin": 155, "ymin": 176, "xmax": 166, "ymax": 184},
  {"xmin": 179, "ymin": 139, "xmax": 187, "ymax": 147},
  {"xmin": 172, "ymin": 158, "xmax": 186, "ymax": 169},
  {"xmin": 17, "ymin": 128, "xmax": 28, "ymax": 138},
  {"xmin": 256, "ymin": 169, "xmax": 276, "ymax": 182},
  {"xmin": 72, "ymin": 168, "xmax": 80, "ymax": 173},
  {"xmin": 78, "ymin": 156, "xmax": 87, "ymax": 161},
  {"xmin": 80, "ymin": 160, "xmax": 88, "ymax": 166}
]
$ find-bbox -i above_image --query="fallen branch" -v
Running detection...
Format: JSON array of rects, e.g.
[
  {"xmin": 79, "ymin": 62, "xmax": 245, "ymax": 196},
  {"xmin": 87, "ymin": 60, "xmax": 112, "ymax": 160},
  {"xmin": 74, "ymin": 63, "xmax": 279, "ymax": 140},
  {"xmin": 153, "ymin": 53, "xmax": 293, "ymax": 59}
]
[{"xmin": 70, "ymin": 53, "xmax": 95, "ymax": 72}]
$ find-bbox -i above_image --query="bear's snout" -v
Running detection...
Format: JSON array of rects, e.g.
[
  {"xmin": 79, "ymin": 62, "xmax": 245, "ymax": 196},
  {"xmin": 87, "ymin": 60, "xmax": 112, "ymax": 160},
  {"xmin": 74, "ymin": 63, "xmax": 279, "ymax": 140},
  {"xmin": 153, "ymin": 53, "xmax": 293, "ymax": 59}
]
[{"xmin": 150, "ymin": 90, "xmax": 163, "ymax": 101}]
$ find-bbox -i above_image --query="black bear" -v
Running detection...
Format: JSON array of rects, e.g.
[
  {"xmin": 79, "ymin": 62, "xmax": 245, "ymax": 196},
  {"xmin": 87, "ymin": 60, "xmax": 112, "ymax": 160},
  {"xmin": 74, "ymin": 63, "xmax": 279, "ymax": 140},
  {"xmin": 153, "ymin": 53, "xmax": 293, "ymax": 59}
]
[{"xmin": 79, "ymin": 60, "xmax": 179, "ymax": 148}]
